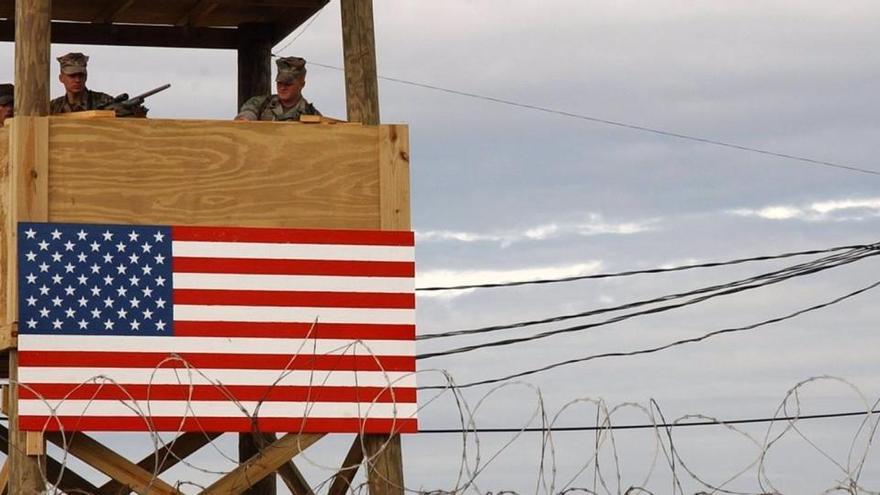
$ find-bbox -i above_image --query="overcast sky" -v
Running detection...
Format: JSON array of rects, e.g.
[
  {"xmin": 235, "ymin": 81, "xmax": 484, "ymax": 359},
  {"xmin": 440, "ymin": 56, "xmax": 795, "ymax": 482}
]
[{"xmin": 5, "ymin": 0, "xmax": 880, "ymax": 493}]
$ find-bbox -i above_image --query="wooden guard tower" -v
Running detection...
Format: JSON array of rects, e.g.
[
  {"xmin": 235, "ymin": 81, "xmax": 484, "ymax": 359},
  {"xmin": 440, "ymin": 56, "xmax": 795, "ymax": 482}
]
[{"xmin": 0, "ymin": 0, "xmax": 408, "ymax": 494}]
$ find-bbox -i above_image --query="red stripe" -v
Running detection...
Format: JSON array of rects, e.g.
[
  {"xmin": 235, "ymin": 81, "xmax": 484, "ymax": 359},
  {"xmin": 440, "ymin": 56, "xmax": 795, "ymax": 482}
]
[
  {"xmin": 174, "ymin": 321, "xmax": 415, "ymax": 340},
  {"xmin": 173, "ymin": 289, "xmax": 415, "ymax": 309},
  {"xmin": 20, "ymin": 384, "xmax": 417, "ymax": 403},
  {"xmin": 172, "ymin": 226, "xmax": 414, "ymax": 246},
  {"xmin": 20, "ymin": 351, "xmax": 415, "ymax": 372},
  {"xmin": 173, "ymin": 257, "xmax": 414, "ymax": 277},
  {"xmin": 21, "ymin": 416, "xmax": 418, "ymax": 433}
]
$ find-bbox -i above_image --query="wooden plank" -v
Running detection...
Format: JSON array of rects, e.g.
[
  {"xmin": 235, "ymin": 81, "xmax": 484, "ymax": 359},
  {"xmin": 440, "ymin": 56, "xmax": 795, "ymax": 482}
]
[
  {"xmin": 0, "ymin": 424, "xmax": 100, "ymax": 494},
  {"xmin": 378, "ymin": 125, "xmax": 410, "ymax": 231},
  {"xmin": 239, "ymin": 433, "xmax": 276, "ymax": 495},
  {"xmin": 99, "ymin": 0, "xmax": 136, "ymax": 23},
  {"xmin": 14, "ymin": 0, "xmax": 50, "ymax": 117},
  {"xmin": 327, "ymin": 435, "xmax": 365, "ymax": 495},
  {"xmin": 340, "ymin": 0, "xmax": 380, "ymax": 125},
  {"xmin": 55, "ymin": 110, "xmax": 116, "ymax": 119},
  {"xmin": 364, "ymin": 435, "xmax": 403, "ymax": 495},
  {"xmin": 100, "ymin": 432, "xmax": 222, "ymax": 494},
  {"xmin": 277, "ymin": 459, "xmax": 313, "ymax": 495},
  {"xmin": 24, "ymin": 432, "xmax": 43, "ymax": 456},
  {"xmin": 0, "ymin": 458, "xmax": 8, "ymax": 495},
  {"xmin": 201, "ymin": 433, "xmax": 323, "ymax": 495},
  {"xmin": 46, "ymin": 432, "xmax": 180, "ymax": 495},
  {"xmin": 0, "ymin": 126, "xmax": 10, "ymax": 351},
  {"xmin": 176, "ymin": 0, "xmax": 220, "ymax": 26},
  {"xmin": 47, "ymin": 119, "xmax": 382, "ymax": 229}
]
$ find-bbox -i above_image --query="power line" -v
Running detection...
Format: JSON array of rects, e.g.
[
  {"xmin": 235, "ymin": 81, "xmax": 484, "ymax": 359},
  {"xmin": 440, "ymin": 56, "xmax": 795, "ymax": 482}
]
[
  {"xmin": 416, "ymin": 242, "xmax": 875, "ymax": 291},
  {"xmin": 272, "ymin": 3, "xmax": 327, "ymax": 57},
  {"xmin": 310, "ymin": 61, "xmax": 880, "ymax": 177},
  {"xmin": 420, "ymin": 278, "xmax": 880, "ymax": 390},
  {"xmin": 419, "ymin": 409, "xmax": 880, "ymax": 434}
]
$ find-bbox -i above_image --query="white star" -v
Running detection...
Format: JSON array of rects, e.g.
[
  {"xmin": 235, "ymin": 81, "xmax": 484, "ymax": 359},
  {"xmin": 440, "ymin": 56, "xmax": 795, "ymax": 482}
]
[
  {"xmin": 52, "ymin": 319, "xmax": 63, "ymax": 329},
  {"xmin": 117, "ymin": 308, "xmax": 128, "ymax": 319},
  {"xmin": 142, "ymin": 265, "xmax": 153, "ymax": 275},
  {"xmin": 25, "ymin": 273, "xmax": 37, "ymax": 284},
  {"xmin": 155, "ymin": 297, "xmax": 167, "ymax": 309},
  {"xmin": 90, "ymin": 241, "xmax": 101, "ymax": 252},
  {"xmin": 116, "ymin": 264, "xmax": 127, "ymax": 275},
  {"xmin": 64, "ymin": 307, "xmax": 76, "ymax": 318},
  {"xmin": 38, "ymin": 262, "xmax": 50, "ymax": 272},
  {"xmin": 77, "ymin": 252, "xmax": 88, "ymax": 263},
  {"xmin": 90, "ymin": 263, "xmax": 101, "ymax": 274},
  {"xmin": 77, "ymin": 274, "xmax": 88, "ymax": 285},
  {"xmin": 51, "ymin": 296, "xmax": 62, "ymax": 307},
  {"xmin": 141, "ymin": 242, "xmax": 152, "ymax": 253},
  {"xmin": 155, "ymin": 320, "xmax": 167, "ymax": 331},
  {"xmin": 51, "ymin": 252, "xmax": 63, "ymax": 263},
  {"xmin": 130, "ymin": 297, "xmax": 141, "ymax": 308},
  {"xmin": 76, "ymin": 230, "xmax": 88, "ymax": 241},
  {"xmin": 128, "ymin": 253, "xmax": 140, "ymax": 264},
  {"xmin": 115, "ymin": 242, "xmax": 126, "ymax": 252},
  {"xmin": 154, "ymin": 276, "xmax": 165, "ymax": 287},
  {"xmin": 116, "ymin": 286, "xmax": 128, "ymax": 297},
  {"xmin": 64, "ymin": 262, "xmax": 75, "ymax": 273},
  {"xmin": 37, "ymin": 240, "xmax": 49, "ymax": 251},
  {"xmin": 154, "ymin": 253, "xmax": 165, "ymax": 265},
  {"xmin": 103, "ymin": 253, "xmax": 114, "ymax": 263},
  {"xmin": 131, "ymin": 320, "xmax": 141, "ymax": 330},
  {"xmin": 24, "ymin": 228, "xmax": 36, "ymax": 239},
  {"xmin": 63, "ymin": 285, "xmax": 75, "ymax": 296},
  {"xmin": 143, "ymin": 308, "xmax": 153, "ymax": 320},
  {"xmin": 25, "ymin": 251, "xmax": 37, "ymax": 262},
  {"xmin": 50, "ymin": 229, "xmax": 62, "ymax": 240},
  {"xmin": 26, "ymin": 319, "xmax": 37, "ymax": 329},
  {"xmin": 104, "ymin": 319, "xmax": 114, "ymax": 330},
  {"xmin": 51, "ymin": 273, "xmax": 63, "ymax": 285},
  {"xmin": 103, "ymin": 297, "xmax": 115, "ymax": 308},
  {"xmin": 39, "ymin": 307, "xmax": 50, "ymax": 318},
  {"xmin": 25, "ymin": 295, "xmax": 37, "ymax": 306},
  {"xmin": 77, "ymin": 296, "xmax": 88, "ymax": 307},
  {"xmin": 130, "ymin": 275, "xmax": 141, "ymax": 286},
  {"xmin": 128, "ymin": 231, "xmax": 139, "ymax": 242},
  {"xmin": 63, "ymin": 240, "xmax": 75, "ymax": 251},
  {"xmin": 153, "ymin": 231, "xmax": 165, "ymax": 243},
  {"xmin": 90, "ymin": 308, "xmax": 101, "ymax": 319},
  {"xmin": 38, "ymin": 285, "xmax": 50, "ymax": 296},
  {"xmin": 102, "ymin": 230, "xmax": 113, "ymax": 241},
  {"xmin": 78, "ymin": 319, "xmax": 88, "ymax": 329},
  {"xmin": 90, "ymin": 286, "xmax": 101, "ymax": 297},
  {"xmin": 103, "ymin": 274, "xmax": 114, "ymax": 286},
  {"xmin": 142, "ymin": 287, "xmax": 153, "ymax": 298}
]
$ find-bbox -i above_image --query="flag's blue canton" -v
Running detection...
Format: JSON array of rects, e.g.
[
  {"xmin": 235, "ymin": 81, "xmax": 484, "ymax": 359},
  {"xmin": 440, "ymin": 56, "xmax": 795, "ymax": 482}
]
[{"xmin": 18, "ymin": 223, "xmax": 173, "ymax": 336}]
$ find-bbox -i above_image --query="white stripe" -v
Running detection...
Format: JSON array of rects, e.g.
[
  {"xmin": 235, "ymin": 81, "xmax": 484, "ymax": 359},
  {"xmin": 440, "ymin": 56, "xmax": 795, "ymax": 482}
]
[
  {"xmin": 19, "ymin": 368, "xmax": 417, "ymax": 388},
  {"xmin": 19, "ymin": 400, "xmax": 417, "ymax": 418},
  {"xmin": 172, "ymin": 241, "xmax": 414, "ymax": 262},
  {"xmin": 174, "ymin": 273, "xmax": 414, "ymax": 293},
  {"xmin": 20, "ymin": 335, "xmax": 414, "ymax": 356},
  {"xmin": 174, "ymin": 305, "xmax": 415, "ymax": 325}
]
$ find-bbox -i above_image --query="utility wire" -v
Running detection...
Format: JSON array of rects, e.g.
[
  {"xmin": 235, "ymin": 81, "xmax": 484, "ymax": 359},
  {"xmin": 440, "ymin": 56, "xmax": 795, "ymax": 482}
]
[
  {"xmin": 418, "ymin": 247, "xmax": 878, "ymax": 343},
  {"xmin": 416, "ymin": 242, "xmax": 875, "ymax": 291},
  {"xmin": 272, "ymin": 3, "xmax": 327, "ymax": 57},
  {"xmin": 309, "ymin": 62, "xmax": 880, "ymax": 177},
  {"xmin": 419, "ymin": 409, "xmax": 880, "ymax": 434},
  {"xmin": 420, "ymin": 278, "xmax": 880, "ymax": 389}
]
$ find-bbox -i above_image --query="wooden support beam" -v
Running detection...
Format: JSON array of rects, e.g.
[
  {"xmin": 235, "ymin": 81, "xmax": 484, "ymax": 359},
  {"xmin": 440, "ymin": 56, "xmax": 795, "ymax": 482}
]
[
  {"xmin": 327, "ymin": 435, "xmax": 365, "ymax": 495},
  {"xmin": 0, "ymin": 459, "xmax": 8, "ymax": 495},
  {"xmin": 0, "ymin": 424, "xmax": 100, "ymax": 494},
  {"xmin": 46, "ymin": 432, "xmax": 180, "ymax": 495},
  {"xmin": 24, "ymin": 432, "xmax": 43, "ymax": 456},
  {"xmin": 98, "ymin": 0, "xmax": 136, "ymax": 23},
  {"xmin": 364, "ymin": 435, "xmax": 403, "ymax": 495},
  {"xmin": 202, "ymin": 433, "xmax": 323, "ymax": 495},
  {"xmin": 176, "ymin": 0, "xmax": 219, "ymax": 26},
  {"xmin": 239, "ymin": 432, "xmax": 276, "ymax": 495},
  {"xmin": 237, "ymin": 22, "xmax": 274, "ymax": 111},
  {"xmin": 276, "ymin": 459, "xmax": 313, "ymax": 495},
  {"xmin": 0, "ymin": 20, "xmax": 239, "ymax": 49},
  {"xmin": 14, "ymin": 0, "xmax": 51, "ymax": 117},
  {"xmin": 100, "ymin": 432, "xmax": 222, "ymax": 494},
  {"xmin": 340, "ymin": 0, "xmax": 380, "ymax": 124}
]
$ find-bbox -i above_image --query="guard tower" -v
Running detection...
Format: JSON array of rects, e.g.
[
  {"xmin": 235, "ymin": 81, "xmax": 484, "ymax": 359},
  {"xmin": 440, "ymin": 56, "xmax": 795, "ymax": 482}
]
[{"xmin": 0, "ymin": 1, "xmax": 409, "ymax": 494}]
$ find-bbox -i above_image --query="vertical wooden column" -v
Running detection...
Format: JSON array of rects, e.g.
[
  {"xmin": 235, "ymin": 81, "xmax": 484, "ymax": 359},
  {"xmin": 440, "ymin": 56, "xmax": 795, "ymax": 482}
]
[
  {"xmin": 340, "ymin": 0, "xmax": 380, "ymax": 124},
  {"xmin": 237, "ymin": 23, "xmax": 274, "ymax": 112},
  {"xmin": 239, "ymin": 433, "xmax": 276, "ymax": 495},
  {"xmin": 14, "ymin": 0, "xmax": 51, "ymax": 117}
]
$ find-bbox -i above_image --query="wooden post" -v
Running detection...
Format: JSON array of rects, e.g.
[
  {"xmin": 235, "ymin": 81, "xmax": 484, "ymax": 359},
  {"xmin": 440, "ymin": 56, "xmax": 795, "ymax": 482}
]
[
  {"xmin": 340, "ymin": 0, "xmax": 380, "ymax": 124},
  {"xmin": 237, "ymin": 23, "xmax": 273, "ymax": 112},
  {"xmin": 14, "ymin": 0, "xmax": 51, "ymax": 117},
  {"xmin": 239, "ymin": 433, "xmax": 276, "ymax": 495}
]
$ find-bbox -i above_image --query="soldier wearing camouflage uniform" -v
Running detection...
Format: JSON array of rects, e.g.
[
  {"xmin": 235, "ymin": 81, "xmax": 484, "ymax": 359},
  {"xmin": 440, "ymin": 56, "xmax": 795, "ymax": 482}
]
[
  {"xmin": 50, "ymin": 53, "xmax": 115, "ymax": 115},
  {"xmin": 0, "ymin": 84, "xmax": 13, "ymax": 125},
  {"xmin": 236, "ymin": 56, "xmax": 321, "ymax": 121}
]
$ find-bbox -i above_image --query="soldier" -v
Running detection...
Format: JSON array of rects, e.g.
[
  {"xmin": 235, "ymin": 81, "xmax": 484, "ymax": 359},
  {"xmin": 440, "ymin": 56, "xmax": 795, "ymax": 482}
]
[
  {"xmin": 235, "ymin": 56, "xmax": 321, "ymax": 121},
  {"xmin": 50, "ymin": 52, "xmax": 115, "ymax": 114},
  {"xmin": 0, "ymin": 84, "xmax": 13, "ymax": 125}
]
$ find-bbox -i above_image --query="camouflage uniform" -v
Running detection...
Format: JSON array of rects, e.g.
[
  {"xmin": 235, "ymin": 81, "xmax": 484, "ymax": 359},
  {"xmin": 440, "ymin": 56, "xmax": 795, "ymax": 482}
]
[
  {"xmin": 50, "ymin": 52, "xmax": 116, "ymax": 115},
  {"xmin": 236, "ymin": 56, "xmax": 321, "ymax": 121}
]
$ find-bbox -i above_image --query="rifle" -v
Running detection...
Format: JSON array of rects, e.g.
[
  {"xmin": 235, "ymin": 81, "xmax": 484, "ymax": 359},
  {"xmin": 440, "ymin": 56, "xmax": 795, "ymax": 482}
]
[{"xmin": 98, "ymin": 83, "xmax": 171, "ymax": 116}]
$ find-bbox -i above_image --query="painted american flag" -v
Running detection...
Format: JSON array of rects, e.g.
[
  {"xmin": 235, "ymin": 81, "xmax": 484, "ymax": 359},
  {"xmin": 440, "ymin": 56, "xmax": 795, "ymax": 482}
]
[{"xmin": 16, "ymin": 222, "xmax": 417, "ymax": 433}]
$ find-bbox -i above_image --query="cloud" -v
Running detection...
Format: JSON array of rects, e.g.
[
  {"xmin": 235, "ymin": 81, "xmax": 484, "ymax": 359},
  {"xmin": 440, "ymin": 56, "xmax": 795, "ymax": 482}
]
[
  {"xmin": 416, "ymin": 261, "xmax": 603, "ymax": 299},
  {"xmin": 729, "ymin": 197, "xmax": 880, "ymax": 222},
  {"xmin": 417, "ymin": 214, "xmax": 657, "ymax": 246}
]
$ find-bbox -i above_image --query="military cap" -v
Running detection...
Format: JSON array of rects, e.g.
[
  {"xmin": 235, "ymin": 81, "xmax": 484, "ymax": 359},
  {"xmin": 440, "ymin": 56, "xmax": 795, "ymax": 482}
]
[
  {"xmin": 57, "ymin": 52, "xmax": 89, "ymax": 75},
  {"xmin": 0, "ymin": 84, "xmax": 13, "ymax": 105},
  {"xmin": 275, "ymin": 56, "xmax": 307, "ymax": 84}
]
